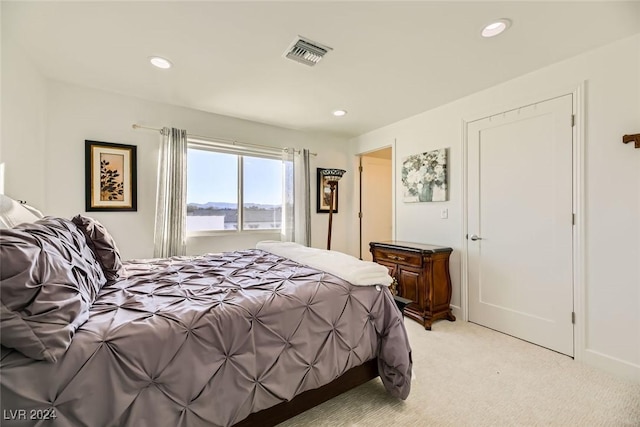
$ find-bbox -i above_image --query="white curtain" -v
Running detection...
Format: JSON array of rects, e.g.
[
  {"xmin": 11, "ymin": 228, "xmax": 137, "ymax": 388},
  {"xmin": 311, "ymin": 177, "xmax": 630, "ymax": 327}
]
[
  {"xmin": 282, "ymin": 148, "xmax": 311, "ymax": 246},
  {"xmin": 153, "ymin": 127, "xmax": 187, "ymax": 257}
]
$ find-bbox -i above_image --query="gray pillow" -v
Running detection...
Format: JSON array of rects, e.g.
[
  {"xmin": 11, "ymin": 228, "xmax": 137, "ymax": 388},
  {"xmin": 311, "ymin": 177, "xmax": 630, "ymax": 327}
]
[
  {"xmin": 0, "ymin": 217, "xmax": 106, "ymax": 362},
  {"xmin": 72, "ymin": 215, "xmax": 124, "ymax": 281}
]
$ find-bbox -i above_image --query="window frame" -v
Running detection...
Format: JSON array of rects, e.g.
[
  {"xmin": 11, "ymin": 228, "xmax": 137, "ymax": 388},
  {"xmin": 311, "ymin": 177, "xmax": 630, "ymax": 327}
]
[{"xmin": 186, "ymin": 141, "xmax": 284, "ymax": 237}]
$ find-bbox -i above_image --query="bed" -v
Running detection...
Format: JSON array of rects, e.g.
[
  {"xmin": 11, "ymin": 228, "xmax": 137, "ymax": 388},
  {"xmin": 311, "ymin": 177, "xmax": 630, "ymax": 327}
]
[{"xmin": 0, "ymin": 215, "xmax": 412, "ymax": 427}]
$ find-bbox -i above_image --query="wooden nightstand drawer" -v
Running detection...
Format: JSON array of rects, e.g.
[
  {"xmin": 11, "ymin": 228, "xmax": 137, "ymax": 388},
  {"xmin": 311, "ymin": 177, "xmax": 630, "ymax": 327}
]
[{"xmin": 372, "ymin": 248, "xmax": 422, "ymax": 268}]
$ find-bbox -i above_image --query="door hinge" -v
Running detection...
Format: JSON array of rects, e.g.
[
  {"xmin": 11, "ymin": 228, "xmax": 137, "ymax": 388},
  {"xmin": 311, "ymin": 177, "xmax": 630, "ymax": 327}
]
[
  {"xmin": 571, "ymin": 114, "xmax": 575, "ymax": 127},
  {"xmin": 571, "ymin": 312, "xmax": 575, "ymax": 324},
  {"xmin": 358, "ymin": 212, "xmax": 363, "ymax": 219},
  {"xmin": 572, "ymin": 213, "xmax": 575, "ymax": 225},
  {"xmin": 358, "ymin": 165, "xmax": 363, "ymax": 172}
]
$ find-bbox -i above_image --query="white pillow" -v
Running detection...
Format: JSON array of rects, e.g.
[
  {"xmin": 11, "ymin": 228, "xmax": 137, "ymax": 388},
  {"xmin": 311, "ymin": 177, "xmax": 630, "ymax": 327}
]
[{"xmin": 0, "ymin": 195, "xmax": 43, "ymax": 228}]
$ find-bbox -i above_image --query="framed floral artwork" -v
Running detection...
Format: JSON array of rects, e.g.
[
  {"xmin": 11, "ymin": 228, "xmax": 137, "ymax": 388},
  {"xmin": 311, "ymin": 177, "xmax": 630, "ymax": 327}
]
[
  {"xmin": 401, "ymin": 148, "xmax": 448, "ymax": 202},
  {"xmin": 85, "ymin": 140, "xmax": 137, "ymax": 211}
]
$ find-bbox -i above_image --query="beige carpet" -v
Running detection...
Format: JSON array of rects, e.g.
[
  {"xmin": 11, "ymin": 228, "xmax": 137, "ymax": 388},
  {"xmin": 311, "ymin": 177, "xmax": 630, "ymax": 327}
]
[{"xmin": 279, "ymin": 319, "xmax": 640, "ymax": 426}]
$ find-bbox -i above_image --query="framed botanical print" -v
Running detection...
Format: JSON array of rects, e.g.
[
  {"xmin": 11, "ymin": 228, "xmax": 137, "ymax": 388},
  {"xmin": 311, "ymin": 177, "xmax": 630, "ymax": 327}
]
[{"xmin": 85, "ymin": 140, "xmax": 137, "ymax": 211}]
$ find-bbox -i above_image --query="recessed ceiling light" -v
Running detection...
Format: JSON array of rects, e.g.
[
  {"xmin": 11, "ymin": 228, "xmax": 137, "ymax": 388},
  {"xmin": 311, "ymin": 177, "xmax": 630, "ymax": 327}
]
[
  {"xmin": 149, "ymin": 56, "xmax": 172, "ymax": 69},
  {"xmin": 333, "ymin": 110, "xmax": 347, "ymax": 117},
  {"xmin": 481, "ymin": 19, "xmax": 511, "ymax": 38}
]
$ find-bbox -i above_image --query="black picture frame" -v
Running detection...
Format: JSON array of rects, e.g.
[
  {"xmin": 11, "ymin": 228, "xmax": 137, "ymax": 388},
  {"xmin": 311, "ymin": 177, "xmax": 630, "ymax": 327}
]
[
  {"xmin": 85, "ymin": 140, "xmax": 137, "ymax": 212},
  {"xmin": 317, "ymin": 168, "xmax": 339, "ymax": 214}
]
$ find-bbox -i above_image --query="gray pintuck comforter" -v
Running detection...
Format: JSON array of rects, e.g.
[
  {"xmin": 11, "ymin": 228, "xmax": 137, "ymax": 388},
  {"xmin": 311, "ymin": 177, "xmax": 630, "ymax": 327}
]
[{"xmin": 1, "ymin": 248, "xmax": 412, "ymax": 427}]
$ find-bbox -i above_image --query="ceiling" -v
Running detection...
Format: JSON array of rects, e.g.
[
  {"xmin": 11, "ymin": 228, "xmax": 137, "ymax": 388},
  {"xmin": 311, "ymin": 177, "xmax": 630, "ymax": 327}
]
[{"xmin": 3, "ymin": 1, "xmax": 639, "ymax": 138}]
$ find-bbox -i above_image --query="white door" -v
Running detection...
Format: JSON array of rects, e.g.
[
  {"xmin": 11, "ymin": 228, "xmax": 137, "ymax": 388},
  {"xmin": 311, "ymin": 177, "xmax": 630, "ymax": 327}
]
[
  {"xmin": 360, "ymin": 150, "xmax": 392, "ymax": 261},
  {"xmin": 467, "ymin": 94, "xmax": 574, "ymax": 356}
]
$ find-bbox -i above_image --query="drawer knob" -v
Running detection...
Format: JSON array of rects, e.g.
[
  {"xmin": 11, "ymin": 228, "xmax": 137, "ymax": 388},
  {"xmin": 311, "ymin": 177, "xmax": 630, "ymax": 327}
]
[{"xmin": 387, "ymin": 254, "xmax": 406, "ymax": 261}]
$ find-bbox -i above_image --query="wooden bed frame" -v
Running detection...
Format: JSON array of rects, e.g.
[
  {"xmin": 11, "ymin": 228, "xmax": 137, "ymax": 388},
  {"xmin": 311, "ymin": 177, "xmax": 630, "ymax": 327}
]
[{"xmin": 234, "ymin": 358, "xmax": 380, "ymax": 426}]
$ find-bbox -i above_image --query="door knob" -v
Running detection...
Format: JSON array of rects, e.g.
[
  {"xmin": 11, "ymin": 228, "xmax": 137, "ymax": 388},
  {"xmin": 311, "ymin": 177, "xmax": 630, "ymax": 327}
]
[{"xmin": 469, "ymin": 234, "xmax": 482, "ymax": 241}]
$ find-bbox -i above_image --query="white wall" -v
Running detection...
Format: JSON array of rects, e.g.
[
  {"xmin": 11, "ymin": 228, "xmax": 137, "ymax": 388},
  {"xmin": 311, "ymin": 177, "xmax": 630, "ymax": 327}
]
[
  {"xmin": 350, "ymin": 34, "xmax": 640, "ymax": 381},
  {"xmin": 2, "ymin": 63, "xmax": 353, "ymax": 259},
  {"xmin": 0, "ymin": 32, "xmax": 47, "ymax": 206}
]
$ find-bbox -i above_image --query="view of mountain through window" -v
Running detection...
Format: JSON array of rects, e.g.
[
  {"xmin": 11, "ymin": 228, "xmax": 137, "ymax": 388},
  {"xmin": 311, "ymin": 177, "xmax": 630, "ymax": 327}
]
[
  {"xmin": 186, "ymin": 148, "xmax": 283, "ymax": 232},
  {"xmin": 242, "ymin": 156, "xmax": 282, "ymax": 230}
]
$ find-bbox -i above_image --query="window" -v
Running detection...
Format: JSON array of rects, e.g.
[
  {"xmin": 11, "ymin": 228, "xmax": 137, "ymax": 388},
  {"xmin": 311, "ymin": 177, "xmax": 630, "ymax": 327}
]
[
  {"xmin": 186, "ymin": 145, "xmax": 284, "ymax": 233},
  {"xmin": 242, "ymin": 156, "xmax": 282, "ymax": 230}
]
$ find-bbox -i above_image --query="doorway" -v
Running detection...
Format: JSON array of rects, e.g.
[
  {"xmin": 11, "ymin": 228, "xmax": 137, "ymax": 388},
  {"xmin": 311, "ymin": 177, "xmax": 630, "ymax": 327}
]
[
  {"xmin": 359, "ymin": 147, "xmax": 392, "ymax": 261},
  {"xmin": 466, "ymin": 94, "xmax": 575, "ymax": 357}
]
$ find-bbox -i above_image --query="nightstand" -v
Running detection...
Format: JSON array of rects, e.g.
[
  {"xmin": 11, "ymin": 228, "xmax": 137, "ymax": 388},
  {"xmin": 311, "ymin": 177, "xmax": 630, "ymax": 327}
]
[{"xmin": 370, "ymin": 241, "xmax": 455, "ymax": 330}]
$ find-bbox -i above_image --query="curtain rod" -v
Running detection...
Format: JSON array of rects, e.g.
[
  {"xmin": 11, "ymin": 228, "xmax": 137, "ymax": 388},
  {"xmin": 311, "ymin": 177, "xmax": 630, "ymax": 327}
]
[{"xmin": 132, "ymin": 124, "xmax": 317, "ymax": 156}]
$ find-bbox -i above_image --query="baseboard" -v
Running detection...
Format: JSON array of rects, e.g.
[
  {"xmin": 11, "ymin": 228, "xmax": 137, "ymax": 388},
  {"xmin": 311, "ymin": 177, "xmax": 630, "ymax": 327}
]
[
  {"xmin": 582, "ymin": 349, "xmax": 640, "ymax": 383},
  {"xmin": 450, "ymin": 304, "xmax": 463, "ymax": 322}
]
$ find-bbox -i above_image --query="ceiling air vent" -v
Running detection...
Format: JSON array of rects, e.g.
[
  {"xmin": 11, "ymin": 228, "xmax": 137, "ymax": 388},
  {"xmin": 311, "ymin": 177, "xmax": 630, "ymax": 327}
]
[{"xmin": 284, "ymin": 36, "xmax": 332, "ymax": 67}]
